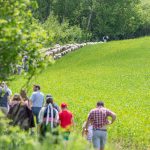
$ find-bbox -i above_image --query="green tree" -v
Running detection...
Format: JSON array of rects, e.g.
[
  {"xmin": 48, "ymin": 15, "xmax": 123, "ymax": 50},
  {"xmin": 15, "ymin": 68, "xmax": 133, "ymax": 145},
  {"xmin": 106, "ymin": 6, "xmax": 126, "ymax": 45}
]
[
  {"xmin": 43, "ymin": 15, "xmax": 83, "ymax": 44},
  {"xmin": 34, "ymin": 0, "xmax": 54, "ymax": 22},
  {"xmin": 53, "ymin": 0, "xmax": 80, "ymax": 24},
  {"xmin": 88, "ymin": 0, "xmax": 141, "ymax": 39},
  {"xmin": 0, "ymin": 0, "xmax": 48, "ymax": 80}
]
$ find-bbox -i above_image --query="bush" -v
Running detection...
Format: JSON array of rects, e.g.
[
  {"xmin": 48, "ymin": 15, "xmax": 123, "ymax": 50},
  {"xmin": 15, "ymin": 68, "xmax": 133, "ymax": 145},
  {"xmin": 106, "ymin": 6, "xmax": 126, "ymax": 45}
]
[
  {"xmin": 42, "ymin": 15, "xmax": 85, "ymax": 45},
  {"xmin": 0, "ymin": 112, "xmax": 93, "ymax": 150},
  {"xmin": 0, "ymin": 0, "xmax": 49, "ymax": 80}
]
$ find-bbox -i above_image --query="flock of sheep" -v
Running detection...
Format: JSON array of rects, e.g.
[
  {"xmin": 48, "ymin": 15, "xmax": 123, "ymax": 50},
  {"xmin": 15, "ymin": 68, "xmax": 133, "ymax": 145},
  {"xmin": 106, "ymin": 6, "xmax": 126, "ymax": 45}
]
[{"xmin": 45, "ymin": 42, "xmax": 103, "ymax": 60}]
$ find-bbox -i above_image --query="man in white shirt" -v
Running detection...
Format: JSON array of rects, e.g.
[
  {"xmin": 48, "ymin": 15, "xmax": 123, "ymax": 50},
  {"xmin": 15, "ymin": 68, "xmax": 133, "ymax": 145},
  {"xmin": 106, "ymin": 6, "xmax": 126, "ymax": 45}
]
[{"xmin": 30, "ymin": 85, "xmax": 44, "ymax": 124}]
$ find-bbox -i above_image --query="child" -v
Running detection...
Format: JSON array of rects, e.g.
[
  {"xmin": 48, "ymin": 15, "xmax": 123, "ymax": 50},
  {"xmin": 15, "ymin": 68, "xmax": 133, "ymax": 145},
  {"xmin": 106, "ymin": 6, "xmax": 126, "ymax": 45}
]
[
  {"xmin": 59, "ymin": 103, "xmax": 74, "ymax": 141},
  {"xmin": 82, "ymin": 120, "xmax": 93, "ymax": 142}
]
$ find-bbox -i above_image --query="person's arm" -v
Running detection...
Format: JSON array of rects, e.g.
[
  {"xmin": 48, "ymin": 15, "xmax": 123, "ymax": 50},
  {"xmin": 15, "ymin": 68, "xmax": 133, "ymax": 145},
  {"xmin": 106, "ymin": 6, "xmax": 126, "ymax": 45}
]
[
  {"xmin": 82, "ymin": 127, "xmax": 85, "ymax": 137},
  {"xmin": 54, "ymin": 108, "xmax": 59, "ymax": 123},
  {"xmin": 82, "ymin": 122, "xmax": 87, "ymax": 137},
  {"xmin": 7, "ymin": 88, "xmax": 12, "ymax": 96},
  {"xmin": 107, "ymin": 110, "xmax": 116, "ymax": 125},
  {"xmin": 28, "ymin": 99, "xmax": 32, "ymax": 107},
  {"xmin": 42, "ymin": 94, "xmax": 44, "ymax": 106},
  {"xmin": 85, "ymin": 111, "xmax": 93, "ymax": 131},
  {"xmin": 85, "ymin": 119, "xmax": 90, "ymax": 131},
  {"xmin": 3, "ymin": 83, "xmax": 12, "ymax": 96},
  {"xmin": 56, "ymin": 104, "xmax": 60, "ymax": 112},
  {"xmin": 71, "ymin": 116, "xmax": 75, "ymax": 127},
  {"xmin": 38, "ymin": 107, "xmax": 45, "ymax": 124},
  {"xmin": 30, "ymin": 93, "xmax": 35, "ymax": 104}
]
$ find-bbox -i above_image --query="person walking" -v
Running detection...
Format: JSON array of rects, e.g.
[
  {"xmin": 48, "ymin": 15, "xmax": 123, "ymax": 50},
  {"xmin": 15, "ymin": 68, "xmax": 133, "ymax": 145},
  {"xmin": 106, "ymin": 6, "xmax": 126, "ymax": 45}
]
[
  {"xmin": 82, "ymin": 120, "xmax": 93, "ymax": 143},
  {"xmin": 46, "ymin": 94, "xmax": 60, "ymax": 112},
  {"xmin": 20, "ymin": 89, "xmax": 31, "ymax": 108},
  {"xmin": 59, "ymin": 103, "xmax": 74, "ymax": 141},
  {"xmin": 30, "ymin": 85, "xmax": 44, "ymax": 124},
  {"xmin": 38, "ymin": 96, "xmax": 59, "ymax": 137},
  {"xmin": 85, "ymin": 101, "xmax": 116, "ymax": 150},
  {"xmin": 0, "ymin": 82, "xmax": 12, "ymax": 115}
]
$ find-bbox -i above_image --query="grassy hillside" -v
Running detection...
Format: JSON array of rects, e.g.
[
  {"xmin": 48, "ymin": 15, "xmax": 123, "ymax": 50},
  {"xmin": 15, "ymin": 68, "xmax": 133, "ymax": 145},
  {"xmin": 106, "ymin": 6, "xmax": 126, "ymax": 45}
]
[{"xmin": 11, "ymin": 37, "xmax": 150, "ymax": 150}]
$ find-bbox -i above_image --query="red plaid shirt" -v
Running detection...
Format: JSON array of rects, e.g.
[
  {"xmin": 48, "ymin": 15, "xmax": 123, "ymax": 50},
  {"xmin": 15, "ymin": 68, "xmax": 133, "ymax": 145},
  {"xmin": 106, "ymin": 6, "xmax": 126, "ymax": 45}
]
[{"xmin": 88, "ymin": 106, "xmax": 114, "ymax": 129}]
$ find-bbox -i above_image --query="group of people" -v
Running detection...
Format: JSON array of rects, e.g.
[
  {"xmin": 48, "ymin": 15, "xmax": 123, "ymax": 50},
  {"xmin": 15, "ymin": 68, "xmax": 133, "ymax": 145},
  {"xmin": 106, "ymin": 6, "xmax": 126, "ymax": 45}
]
[
  {"xmin": 0, "ymin": 82, "xmax": 116, "ymax": 150},
  {"xmin": 0, "ymin": 82, "xmax": 74, "ymax": 140}
]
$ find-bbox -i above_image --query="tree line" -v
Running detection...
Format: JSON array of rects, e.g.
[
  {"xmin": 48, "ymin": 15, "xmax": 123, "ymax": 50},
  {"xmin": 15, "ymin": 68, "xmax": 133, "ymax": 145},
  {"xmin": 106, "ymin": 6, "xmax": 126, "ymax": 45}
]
[
  {"xmin": 34, "ymin": 0, "xmax": 150, "ymax": 40},
  {"xmin": 0, "ymin": 0, "xmax": 149, "ymax": 80}
]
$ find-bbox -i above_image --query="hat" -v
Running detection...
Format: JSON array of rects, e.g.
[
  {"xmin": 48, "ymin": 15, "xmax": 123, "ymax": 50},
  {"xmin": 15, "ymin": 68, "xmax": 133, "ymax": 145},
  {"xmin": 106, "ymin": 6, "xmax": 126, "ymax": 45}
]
[{"xmin": 61, "ymin": 103, "xmax": 68, "ymax": 108}]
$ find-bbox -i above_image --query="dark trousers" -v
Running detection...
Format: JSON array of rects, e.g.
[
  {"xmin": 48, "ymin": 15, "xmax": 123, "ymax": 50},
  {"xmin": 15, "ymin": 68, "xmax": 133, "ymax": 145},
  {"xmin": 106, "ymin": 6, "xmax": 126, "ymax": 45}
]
[{"xmin": 31, "ymin": 107, "xmax": 41, "ymax": 124}]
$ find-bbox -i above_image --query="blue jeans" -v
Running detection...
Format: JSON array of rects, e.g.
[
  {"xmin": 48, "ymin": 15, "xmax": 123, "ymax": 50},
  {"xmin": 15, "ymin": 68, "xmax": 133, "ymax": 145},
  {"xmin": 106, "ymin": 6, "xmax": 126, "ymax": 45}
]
[
  {"xmin": 92, "ymin": 130, "xmax": 107, "ymax": 149},
  {"xmin": 32, "ymin": 107, "xmax": 41, "ymax": 124}
]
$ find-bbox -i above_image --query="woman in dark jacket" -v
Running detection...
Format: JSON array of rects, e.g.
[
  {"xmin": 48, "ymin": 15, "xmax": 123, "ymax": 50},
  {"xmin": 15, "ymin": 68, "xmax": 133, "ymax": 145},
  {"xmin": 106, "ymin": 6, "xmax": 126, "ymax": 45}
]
[{"xmin": 8, "ymin": 94, "xmax": 35, "ymax": 130}]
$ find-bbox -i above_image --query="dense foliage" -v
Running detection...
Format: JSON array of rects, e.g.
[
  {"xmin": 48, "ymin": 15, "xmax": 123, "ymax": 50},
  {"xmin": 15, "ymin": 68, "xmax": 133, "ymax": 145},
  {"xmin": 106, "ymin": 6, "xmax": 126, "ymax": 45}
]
[
  {"xmin": 42, "ymin": 15, "xmax": 84, "ymax": 45},
  {"xmin": 35, "ymin": 0, "xmax": 150, "ymax": 40},
  {"xmin": 0, "ymin": 0, "xmax": 48, "ymax": 80},
  {"xmin": 0, "ymin": 112, "xmax": 92, "ymax": 150}
]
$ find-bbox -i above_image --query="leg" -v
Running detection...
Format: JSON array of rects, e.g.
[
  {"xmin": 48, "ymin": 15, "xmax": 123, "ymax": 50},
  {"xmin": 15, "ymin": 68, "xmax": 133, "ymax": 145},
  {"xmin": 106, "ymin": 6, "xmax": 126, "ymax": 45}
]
[
  {"xmin": 92, "ymin": 130, "xmax": 101, "ymax": 150},
  {"xmin": 35, "ymin": 107, "xmax": 41, "ymax": 124},
  {"xmin": 100, "ymin": 131, "xmax": 107, "ymax": 150},
  {"xmin": 32, "ymin": 107, "xmax": 41, "ymax": 124},
  {"xmin": 32, "ymin": 107, "xmax": 37, "ymax": 124},
  {"xmin": 63, "ymin": 131, "xmax": 70, "ymax": 141}
]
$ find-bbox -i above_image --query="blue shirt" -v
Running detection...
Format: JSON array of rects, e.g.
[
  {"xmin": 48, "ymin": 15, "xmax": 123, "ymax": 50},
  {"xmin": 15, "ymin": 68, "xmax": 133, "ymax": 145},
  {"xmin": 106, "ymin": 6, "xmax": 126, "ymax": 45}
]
[
  {"xmin": 0, "ymin": 92, "xmax": 9, "ymax": 107},
  {"xmin": 0, "ymin": 87, "xmax": 12, "ymax": 108},
  {"xmin": 30, "ymin": 91, "xmax": 44, "ymax": 107}
]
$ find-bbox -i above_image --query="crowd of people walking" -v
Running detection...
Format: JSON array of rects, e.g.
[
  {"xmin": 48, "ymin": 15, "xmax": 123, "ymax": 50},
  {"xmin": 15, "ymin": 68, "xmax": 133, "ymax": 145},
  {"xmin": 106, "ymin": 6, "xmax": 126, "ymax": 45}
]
[{"xmin": 0, "ymin": 81, "xmax": 116, "ymax": 150}]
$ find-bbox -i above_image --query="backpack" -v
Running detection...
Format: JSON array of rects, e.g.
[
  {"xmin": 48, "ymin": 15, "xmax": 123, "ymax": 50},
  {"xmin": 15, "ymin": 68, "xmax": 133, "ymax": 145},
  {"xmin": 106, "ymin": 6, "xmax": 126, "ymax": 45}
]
[
  {"xmin": 44, "ymin": 106, "xmax": 56, "ymax": 118},
  {"xmin": 43, "ymin": 104, "xmax": 58, "ymax": 128}
]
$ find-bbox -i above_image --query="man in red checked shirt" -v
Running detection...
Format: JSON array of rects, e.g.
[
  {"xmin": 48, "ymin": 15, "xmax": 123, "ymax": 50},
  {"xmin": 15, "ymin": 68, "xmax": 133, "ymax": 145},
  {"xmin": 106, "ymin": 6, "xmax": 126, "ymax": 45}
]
[
  {"xmin": 59, "ymin": 103, "xmax": 74, "ymax": 140},
  {"xmin": 85, "ymin": 101, "xmax": 116, "ymax": 150}
]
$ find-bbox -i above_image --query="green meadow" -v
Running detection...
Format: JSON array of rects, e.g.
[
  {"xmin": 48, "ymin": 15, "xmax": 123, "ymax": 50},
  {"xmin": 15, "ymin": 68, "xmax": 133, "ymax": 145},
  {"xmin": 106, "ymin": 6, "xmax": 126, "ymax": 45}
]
[{"xmin": 11, "ymin": 37, "xmax": 150, "ymax": 150}]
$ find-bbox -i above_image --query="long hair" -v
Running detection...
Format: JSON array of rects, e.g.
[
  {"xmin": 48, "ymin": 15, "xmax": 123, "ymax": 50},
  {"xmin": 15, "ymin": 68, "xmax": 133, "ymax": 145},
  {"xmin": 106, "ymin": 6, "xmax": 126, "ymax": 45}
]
[
  {"xmin": 12, "ymin": 94, "xmax": 23, "ymax": 102},
  {"xmin": 20, "ymin": 89, "xmax": 29, "ymax": 101}
]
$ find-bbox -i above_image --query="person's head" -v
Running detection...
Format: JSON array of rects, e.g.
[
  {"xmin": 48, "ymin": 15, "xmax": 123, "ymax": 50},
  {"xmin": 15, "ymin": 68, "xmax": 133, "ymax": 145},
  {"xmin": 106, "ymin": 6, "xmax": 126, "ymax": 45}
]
[
  {"xmin": 46, "ymin": 94, "xmax": 53, "ymax": 99},
  {"xmin": 20, "ymin": 89, "xmax": 28, "ymax": 100},
  {"xmin": 33, "ymin": 85, "xmax": 40, "ymax": 91},
  {"xmin": 97, "ymin": 101, "xmax": 104, "ymax": 107},
  {"xmin": 12, "ymin": 94, "xmax": 22, "ymax": 101},
  {"xmin": 46, "ymin": 97, "xmax": 53, "ymax": 105},
  {"xmin": 61, "ymin": 103, "xmax": 68, "ymax": 110},
  {"xmin": 1, "ymin": 81, "xmax": 6, "ymax": 88}
]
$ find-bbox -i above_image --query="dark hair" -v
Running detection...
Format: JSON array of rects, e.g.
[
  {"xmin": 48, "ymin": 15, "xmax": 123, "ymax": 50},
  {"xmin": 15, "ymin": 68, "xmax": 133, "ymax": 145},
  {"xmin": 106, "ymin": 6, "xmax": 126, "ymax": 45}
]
[
  {"xmin": 46, "ymin": 94, "xmax": 53, "ymax": 99},
  {"xmin": 46, "ymin": 97, "xmax": 53, "ymax": 105},
  {"xmin": 97, "ymin": 101, "xmax": 104, "ymax": 107},
  {"xmin": 20, "ymin": 89, "xmax": 28, "ymax": 100},
  {"xmin": 12, "ymin": 94, "xmax": 22, "ymax": 102},
  {"xmin": 34, "ymin": 85, "xmax": 40, "ymax": 90}
]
